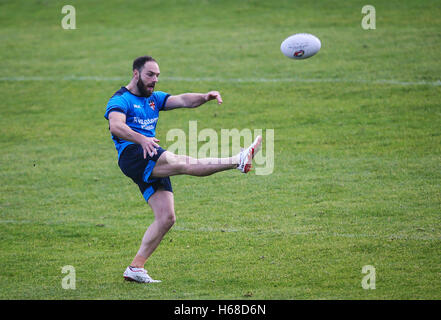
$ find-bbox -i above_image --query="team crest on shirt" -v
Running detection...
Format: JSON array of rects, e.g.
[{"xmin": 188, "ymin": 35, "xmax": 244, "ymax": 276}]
[
  {"xmin": 149, "ymin": 101, "xmax": 155, "ymax": 111},
  {"xmin": 133, "ymin": 104, "xmax": 141, "ymax": 109}
]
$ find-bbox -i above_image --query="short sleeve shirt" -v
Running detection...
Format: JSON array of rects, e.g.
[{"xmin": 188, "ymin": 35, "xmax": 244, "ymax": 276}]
[{"xmin": 104, "ymin": 87, "xmax": 170, "ymax": 158}]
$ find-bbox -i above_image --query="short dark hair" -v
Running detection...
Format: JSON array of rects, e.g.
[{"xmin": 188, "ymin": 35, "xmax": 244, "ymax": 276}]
[{"xmin": 132, "ymin": 55, "xmax": 157, "ymax": 71}]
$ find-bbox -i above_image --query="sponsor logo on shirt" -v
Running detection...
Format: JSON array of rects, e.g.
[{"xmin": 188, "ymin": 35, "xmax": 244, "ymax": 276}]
[{"xmin": 133, "ymin": 116, "xmax": 158, "ymax": 130}]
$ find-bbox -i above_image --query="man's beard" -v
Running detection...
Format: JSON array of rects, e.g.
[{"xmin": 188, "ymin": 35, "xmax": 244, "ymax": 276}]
[{"xmin": 137, "ymin": 78, "xmax": 153, "ymax": 97}]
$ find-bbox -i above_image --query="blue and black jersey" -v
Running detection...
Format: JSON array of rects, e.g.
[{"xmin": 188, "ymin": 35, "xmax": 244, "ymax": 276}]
[{"xmin": 104, "ymin": 87, "xmax": 170, "ymax": 159}]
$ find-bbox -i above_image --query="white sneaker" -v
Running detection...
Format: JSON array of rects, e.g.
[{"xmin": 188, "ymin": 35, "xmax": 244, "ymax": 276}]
[
  {"xmin": 123, "ymin": 266, "xmax": 161, "ymax": 283},
  {"xmin": 237, "ymin": 135, "xmax": 262, "ymax": 173}
]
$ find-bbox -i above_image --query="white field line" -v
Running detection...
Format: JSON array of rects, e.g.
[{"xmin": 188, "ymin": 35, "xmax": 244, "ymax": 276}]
[
  {"xmin": 0, "ymin": 76, "xmax": 440, "ymax": 86},
  {"xmin": 173, "ymin": 225, "xmax": 440, "ymax": 241},
  {"xmin": 0, "ymin": 219, "xmax": 438, "ymax": 241}
]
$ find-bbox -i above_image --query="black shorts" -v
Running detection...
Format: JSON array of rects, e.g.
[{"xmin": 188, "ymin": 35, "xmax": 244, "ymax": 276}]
[{"xmin": 118, "ymin": 144, "xmax": 172, "ymax": 202}]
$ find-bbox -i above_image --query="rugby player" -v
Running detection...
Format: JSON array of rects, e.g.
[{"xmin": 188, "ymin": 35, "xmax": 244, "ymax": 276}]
[{"xmin": 104, "ymin": 55, "xmax": 261, "ymax": 283}]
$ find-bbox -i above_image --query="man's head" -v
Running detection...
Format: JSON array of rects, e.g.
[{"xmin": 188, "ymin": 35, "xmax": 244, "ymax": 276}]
[{"xmin": 132, "ymin": 55, "xmax": 160, "ymax": 97}]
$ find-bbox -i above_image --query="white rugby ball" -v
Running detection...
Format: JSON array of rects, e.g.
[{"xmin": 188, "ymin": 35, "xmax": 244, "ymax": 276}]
[{"xmin": 280, "ymin": 33, "xmax": 321, "ymax": 59}]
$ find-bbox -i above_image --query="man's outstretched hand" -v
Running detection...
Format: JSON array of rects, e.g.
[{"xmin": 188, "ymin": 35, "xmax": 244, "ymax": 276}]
[{"xmin": 206, "ymin": 91, "xmax": 223, "ymax": 105}]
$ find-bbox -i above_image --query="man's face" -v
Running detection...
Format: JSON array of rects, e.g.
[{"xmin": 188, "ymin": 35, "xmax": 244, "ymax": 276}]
[{"xmin": 136, "ymin": 61, "xmax": 160, "ymax": 97}]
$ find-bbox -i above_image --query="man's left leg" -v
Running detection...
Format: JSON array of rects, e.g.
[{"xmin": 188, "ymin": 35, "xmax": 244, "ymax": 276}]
[{"xmin": 151, "ymin": 135, "xmax": 263, "ymax": 178}]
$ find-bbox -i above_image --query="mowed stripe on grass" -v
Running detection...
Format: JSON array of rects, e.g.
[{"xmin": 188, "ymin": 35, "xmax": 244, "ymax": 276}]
[{"xmin": 1, "ymin": 76, "xmax": 440, "ymax": 87}]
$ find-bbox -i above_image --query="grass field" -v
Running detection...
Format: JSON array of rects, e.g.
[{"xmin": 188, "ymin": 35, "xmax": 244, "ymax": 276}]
[{"xmin": 0, "ymin": 0, "xmax": 440, "ymax": 299}]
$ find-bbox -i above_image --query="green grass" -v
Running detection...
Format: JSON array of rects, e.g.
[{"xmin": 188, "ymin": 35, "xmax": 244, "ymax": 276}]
[{"xmin": 0, "ymin": 0, "xmax": 440, "ymax": 299}]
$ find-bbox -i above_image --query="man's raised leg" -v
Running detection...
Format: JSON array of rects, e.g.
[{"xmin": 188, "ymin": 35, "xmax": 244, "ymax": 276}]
[
  {"xmin": 151, "ymin": 152, "xmax": 236, "ymax": 178},
  {"xmin": 151, "ymin": 135, "xmax": 262, "ymax": 178}
]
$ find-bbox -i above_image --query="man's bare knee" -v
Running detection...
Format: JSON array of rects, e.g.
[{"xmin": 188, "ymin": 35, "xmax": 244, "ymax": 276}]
[
  {"xmin": 157, "ymin": 209, "xmax": 176, "ymax": 231},
  {"xmin": 154, "ymin": 152, "xmax": 189, "ymax": 176},
  {"xmin": 173, "ymin": 155, "xmax": 212, "ymax": 176},
  {"xmin": 169, "ymin": 154, "xmax": 189, "ymax": 174}
]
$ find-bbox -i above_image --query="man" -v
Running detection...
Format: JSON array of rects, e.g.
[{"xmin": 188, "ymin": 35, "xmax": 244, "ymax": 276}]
[{"xmin": 104, "ymin": 55, "xmax": 262, "ymax": 283}]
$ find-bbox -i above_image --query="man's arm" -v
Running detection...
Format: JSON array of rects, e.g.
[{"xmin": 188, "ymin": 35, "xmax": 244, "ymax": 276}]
[
  {"xmin": 108, "ymin": 111, "xmax": 160, "ymax": 158},
  {"xmin": 164, "ymin": 91, "xmax": 222, "ymax": 111}
]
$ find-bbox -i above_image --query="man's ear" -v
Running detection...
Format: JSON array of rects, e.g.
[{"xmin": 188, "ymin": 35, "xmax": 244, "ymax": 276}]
[{"xmin": 133, "ymin": 69, "xmax": 139, "ymax": 81}]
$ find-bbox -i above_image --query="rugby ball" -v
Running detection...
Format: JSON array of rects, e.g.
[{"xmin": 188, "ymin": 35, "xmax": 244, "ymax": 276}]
[{"xmin": 280, "ymin": 33, "xmax": 321, "ymax": 59}]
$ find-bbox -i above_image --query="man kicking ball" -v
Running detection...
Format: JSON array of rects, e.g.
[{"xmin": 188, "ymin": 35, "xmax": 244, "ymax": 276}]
[{"xmin": 104, "ymin": 55, "xmax": 262, "ymax": 283}]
